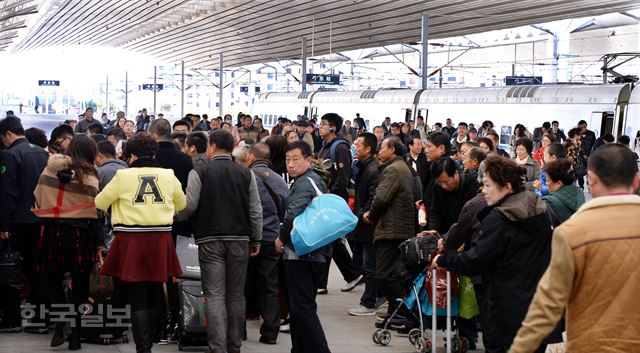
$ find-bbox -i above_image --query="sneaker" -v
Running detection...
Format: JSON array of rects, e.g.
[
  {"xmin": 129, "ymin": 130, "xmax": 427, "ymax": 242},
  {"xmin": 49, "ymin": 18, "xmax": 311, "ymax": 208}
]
[
  {"xmin": 279, "ymin": 319, "xmax": 290, "ymax": 333},
  {"xmin": 347, "ymin": 305, "xmax": 376, "ymax": 316},
  {"xmin": 340, "ymin": 275, "xmax": 364, "ymax": 292},
  {"xmin": 0, "ymin": 325, "xmax": 22, "ymax": 333},
  {"xmin": 317, "ymin": 288, "xmax": 328, "ymax": 295}
]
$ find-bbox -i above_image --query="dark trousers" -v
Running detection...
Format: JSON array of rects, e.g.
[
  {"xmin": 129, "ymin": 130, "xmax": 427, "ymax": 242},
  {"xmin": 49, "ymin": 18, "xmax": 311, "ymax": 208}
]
[
  {"xmin": 283, "ymin": 260, "xmax": 331, "ymax": 353},
  {"xmin": 375, "ymin": 240, "xmax": 405, "ymax": 312},
  {"xmin": 0, "ymin": 224, "xmax": 45, "ymax": 326},
  {"xmin": 245, "ymin": 241, "xmax": 280, "ymax": 340},
  {"xmin": 352, "ymin": 241, "xmax": 377, "ymax": 309},
  {"xmin": 46, "ymin": 271, "xmax": 90, "ymax": 328},
  {"xmin": 319, "ymin": 239, "xmax": 360, "ymax": 289}
]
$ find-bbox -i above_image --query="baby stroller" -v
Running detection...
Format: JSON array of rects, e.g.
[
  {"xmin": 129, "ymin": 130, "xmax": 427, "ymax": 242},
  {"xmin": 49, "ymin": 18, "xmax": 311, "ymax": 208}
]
[{"xmin": 372, "ymin": 238, "xmax": 470, "ymax": 353}]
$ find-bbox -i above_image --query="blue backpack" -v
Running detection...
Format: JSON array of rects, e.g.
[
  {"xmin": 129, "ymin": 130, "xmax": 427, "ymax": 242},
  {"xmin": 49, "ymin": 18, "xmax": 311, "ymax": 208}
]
[{"xmin": 291, "ymin": 177, "xmax": 358, "ymax": 256}]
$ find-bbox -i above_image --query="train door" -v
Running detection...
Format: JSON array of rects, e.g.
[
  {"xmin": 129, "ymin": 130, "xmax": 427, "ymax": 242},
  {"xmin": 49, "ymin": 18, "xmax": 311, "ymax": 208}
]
[
  {"xmin": 416, "ymin": 108, "xmax": 428, "ymax": 120},
  {"xmin": 304, "ymin": 106, "xmax": 318, "ymax": 119},
  {"xmin": 591, "ymin": 111, "xmax": 615, "ymax": 137},
  {"xmin": 404, "ymin": 109, "xmax": 412, "ymax": 122}
]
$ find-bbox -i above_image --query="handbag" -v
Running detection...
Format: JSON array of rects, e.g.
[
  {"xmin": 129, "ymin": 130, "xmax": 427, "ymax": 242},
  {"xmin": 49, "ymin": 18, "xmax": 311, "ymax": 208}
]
[
  {"xmin": 0, "ymin": 240, "xmax": 23, "ymax": 291},
  {"xmin": 89, "ymin": 251, "xmax": 114, "ymax": 302},
  {"xmin": 458, "ymin": 276, "xmax": 480, "ymax": 319},
  {"xmin": 291, "ymin": 177, "xmax": 358, "ymax": 256},
  {"xmin": 176, "ymin": 235, "xmax": 201, "ymax": 280}
]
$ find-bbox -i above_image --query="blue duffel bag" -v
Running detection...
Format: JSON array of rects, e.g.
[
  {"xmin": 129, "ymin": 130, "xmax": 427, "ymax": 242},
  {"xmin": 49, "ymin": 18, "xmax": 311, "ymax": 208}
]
[{"xmin": 291, "ymin": 177, "xmax": 358, "ymax": 256}]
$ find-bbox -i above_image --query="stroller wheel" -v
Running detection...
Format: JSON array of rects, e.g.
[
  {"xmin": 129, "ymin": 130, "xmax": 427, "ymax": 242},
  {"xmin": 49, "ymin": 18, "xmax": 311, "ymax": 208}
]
[
  {"xmin": 460, "ymin": 336, "xmax": 470, "ymax": 353},
  {"xmin": 408, "ymin": 328, "xmax": 422, "ymax": 345},
  {"xmin": 378, "ymin": 329, "xmax": 392, "ymax": 346},
  {"xmin": 372, "ymin": 329, "xmax": 381, "ymax": 344}
]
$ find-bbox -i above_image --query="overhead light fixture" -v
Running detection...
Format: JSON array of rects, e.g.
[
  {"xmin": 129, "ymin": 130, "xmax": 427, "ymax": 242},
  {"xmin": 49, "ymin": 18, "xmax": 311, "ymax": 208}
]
[
  {"xmin": 503, "ymin": 34, "xmax": 510, "ymax": 40},
  {"xmin": 527, "ymin": 32, "xmax": 533, "ymax": 38},
  {"xmin": 515, "ymin": 33, "xmax": 521, "ymax": 39}
]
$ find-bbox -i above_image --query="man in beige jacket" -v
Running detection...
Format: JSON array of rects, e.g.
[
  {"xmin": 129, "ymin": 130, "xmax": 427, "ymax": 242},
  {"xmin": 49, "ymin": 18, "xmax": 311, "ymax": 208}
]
[{"xmin": 509, "ymin": 143, "xmax": 640, "ymax": 353}]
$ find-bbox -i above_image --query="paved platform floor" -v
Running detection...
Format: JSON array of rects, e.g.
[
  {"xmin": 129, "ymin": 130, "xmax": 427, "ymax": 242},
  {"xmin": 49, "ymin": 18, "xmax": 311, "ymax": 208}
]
[{"xmin": 0, "ymin": 266, "xmax": 484, "ymax": 353}]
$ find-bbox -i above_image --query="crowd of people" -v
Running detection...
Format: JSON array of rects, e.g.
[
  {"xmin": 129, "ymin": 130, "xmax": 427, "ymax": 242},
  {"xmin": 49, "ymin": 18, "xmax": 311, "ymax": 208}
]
[{"xmin": 0, "ymin": 107, "xmax": 639, "ymax": 353}]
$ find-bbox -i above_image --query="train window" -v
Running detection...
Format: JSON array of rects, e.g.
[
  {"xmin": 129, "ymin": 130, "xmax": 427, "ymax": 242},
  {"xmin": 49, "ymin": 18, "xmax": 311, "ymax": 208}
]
[{"xmin": 500, "ymin": 126, "xmax": 512, "ymax": 145}]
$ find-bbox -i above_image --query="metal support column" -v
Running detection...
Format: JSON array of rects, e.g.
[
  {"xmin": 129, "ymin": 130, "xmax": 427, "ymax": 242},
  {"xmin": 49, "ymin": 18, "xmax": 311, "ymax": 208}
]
[
  {"xmin": 181, "ymin": 60, "xmax": 185, "ymax": 118},
  {"xmin": 602, "ymin": 56, "xmax": 608, "ymax": 84},
  {"xmin": 301, "ymin": 37, "xmax": 308, "ymax": 92},
  {"xmin": 153, "ymin": 66, "xmax": 157, "ymax": 115},
  {"xmin": 124, "ymin": 71, "xmax": 129, "ymax": 117},
  {"xmin": 105, "ymin": 76, "xmax": 109, "ymax": 115},
  {"xmin": 421, "ymin": 13, "xmax": 429, "ymax": 89},
  {"xmin": 219, "ymin": 53, "xmax": 224, "ymax": 117}
]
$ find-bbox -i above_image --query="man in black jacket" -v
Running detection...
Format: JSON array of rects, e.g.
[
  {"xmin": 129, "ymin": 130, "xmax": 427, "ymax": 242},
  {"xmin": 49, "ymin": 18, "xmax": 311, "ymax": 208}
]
[
  {"xmin": 427, "ymin": 157, "xmax": 479, "ymax": 235},
  {"xmin": 148, "ymin": 118, "xmax": 193, "ymax": 341},
  {"xmin": 317, "ymin": 113, "xmax": 362, "ymax": 294},
  {"xmin": 406, "ymin": 137, "xmax": 428, "ymax": 187},
  {"xmin": 578, "ymin": 120, "xmax": 596, "ymax": 189},
  {"xmin": 0, "ymin": 116, "xmax": 49, "ymax": 332},
  {"xmin": 347, "ymin": 133, "xmax": 380, "ymax": 316},
  {"xmin": 179, "ymin": 130, "xmax": 262, "ymax": 353}
]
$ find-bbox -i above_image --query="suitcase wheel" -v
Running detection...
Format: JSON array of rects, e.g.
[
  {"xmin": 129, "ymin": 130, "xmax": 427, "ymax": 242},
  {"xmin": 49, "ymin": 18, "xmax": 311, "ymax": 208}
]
[
  {"xmin": 178, "ymin": 342, "xmax": 184, "ymax": 351},
  {"xmin": 102, "ymin": 338, "xmax": 110, "ymax": 345}
]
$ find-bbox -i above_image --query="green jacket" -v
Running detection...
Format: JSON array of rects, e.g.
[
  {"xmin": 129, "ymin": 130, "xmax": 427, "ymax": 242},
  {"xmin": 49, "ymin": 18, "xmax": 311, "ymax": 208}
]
[
  {"xmin": 368, "ymin": 156, "xmax": 417, "ymax": 241},
  {"xmin": 542, "ymin": 185, "xmax": 585, "ymax": 224}
]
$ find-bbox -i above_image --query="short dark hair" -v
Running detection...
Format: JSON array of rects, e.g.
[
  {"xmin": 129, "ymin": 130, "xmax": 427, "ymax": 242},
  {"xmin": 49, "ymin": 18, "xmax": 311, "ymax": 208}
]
[
  {"xmin": 107, "ymin": 128, "xmax": 127, "ymax": 141},
  {"xmin": 546, "ymin": 142, "xmax": 567, "ymax": 159},
  {"xmin": 602, "ymin": 133, "xmax": 615, "ymax": 143},
  {"xmin": 91, "ymin": 134, "xmax": 107, "ymax": 144},
  {"xmin": 515, "ymin": 137, "xmax": 534, "ymax": 155},
  {"xmin": 468, "ymin": 147, "xmax": 486, "ymax": 164},
  {"xmin": 171, "ymin": 132, "xmax": 187, "ymax": 148},
  {"xmin": 285, "ymin": 140, "xmax": 312, "ymax": 158},
  {"xmin": 483, "ymin": 156, "xmax": 525, "ymax": 193},
  {"xmin": 578, "ymin": 120, "xmax": 587, "ymax": 126},
  {"xmin": 542, "ymin": 133, "xmax": 556, "ymax": 144},
  {"xmin": 50, "ymin": 124, "xmax": 74, "ymax": 143},
  {"xmin": 24, "ymin": 127, "xmax": 48, "ymax": 148},
  {"xmin": 186, "ymin": 132, "xmax": 208, "ymax": 153},
  {"xmin": 0, "ymin": 116, "xmax": 24, "ymax": 135},
  {"xmin": 385, "ymin": 137, "xmax": 405, "ymax": 157},
  {"xmin": 124, "ymin": 132, "xmax": 158, "ymax": 158},
  {"xmin": 321, "ymin": 113, "xmax": 343, "ymax": 132},
  {"xmin": 458, "ymin": 122, "xmax": 468, "ymax": 128},
  {"xmin": 408, "ymin": 137, "xmax": 422, "ymax": 146},
  {"xmin": 478, "ymin": 137, "xmax": 494, "ymax": 151},
  {"xmin": 431, "ymin": 156, "xmax": 458, "ymax": 178},
  {"xmin": 568, "ymin": 127, "xmax": 582, "ymax": 139},
  {"xmin": 427, "ymin": 132, "xmax": 451, "ymax": 154},
  {"xmin": 434, "ymin": 122, "xmax": 442, "ymax": 128},
  {"xmin": 619, "ymin": 135, "xmax": 631, "ymax": 146},
  {"xmin": 208, "ymin": 129, "xmax": 234, "ymax": 152},
  {"xmin": 542, "ymin": 122, "xmax": 551, "ymax": 130},
  {"xmin": 545, "ymin": 158, "xmax": 575, "ymax": 186},
  {"xmin": 250, "ymin": 142, "xmax": 271, "ymax": 160},
  {"xmin": 148, "ymin": 118, "xmax": 172, "ymax": 139},
  {"xmin": 97, "ymin": 140, "xmax": 116, "ymax": 158},
  {"xmin": 588, "ymin": 143, "xmax": 638, "ymax": 188},
  {"xmin": 552, "ymin": 120, "xmax": 559, "ymax": 125},
  {"xmin": 390, "ymin": 122, "xmax": 401, "ymax": 130},
  {"xmin": 173, "ymin": 119, "xmax": 192, "ymax": 131},
  {"xmin": 358, "ymin": 132, "xmax": 378, "ymax": 155},
  {"xmin": 88, "ymin": 122, "xmax": 104, "ymax": 135}
]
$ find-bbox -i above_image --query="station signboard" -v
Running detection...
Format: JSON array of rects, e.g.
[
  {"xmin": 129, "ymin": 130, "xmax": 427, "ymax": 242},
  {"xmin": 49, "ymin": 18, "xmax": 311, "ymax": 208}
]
[
  {"xmin": 142, "ymin": 83, "xmax": 164, "ymax": 91},
  {"xmin": 505, "ymin": 76, "xmax": 542, "ymax": 85},
  {"xmin": 306, "ymin": 74, "xmax": 340, "ymax": 85},
  {"xmin": 38, "ymin": 80, "xmax": 60, "ymax": 86}
]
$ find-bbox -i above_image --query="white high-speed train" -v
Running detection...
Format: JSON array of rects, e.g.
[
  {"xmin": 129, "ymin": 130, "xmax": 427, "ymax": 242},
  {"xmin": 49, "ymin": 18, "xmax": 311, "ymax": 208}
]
[{"xmin": 252, "ymin": 83, "xmax": 640, "ymax": 150}]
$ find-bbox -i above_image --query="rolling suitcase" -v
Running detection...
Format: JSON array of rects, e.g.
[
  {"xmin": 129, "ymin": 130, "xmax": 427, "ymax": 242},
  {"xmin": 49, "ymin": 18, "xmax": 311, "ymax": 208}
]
[
  {"xmin": 176, "ymin": 279, "xmax": 208, "ymax": 351},
  {"xmin": 79, "ymin": 292, "xmax": 130, "ymax": 345}
]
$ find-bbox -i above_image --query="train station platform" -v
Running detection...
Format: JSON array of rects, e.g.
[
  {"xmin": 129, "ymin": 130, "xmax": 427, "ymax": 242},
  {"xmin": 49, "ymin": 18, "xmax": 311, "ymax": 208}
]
[{"xmin": 0, "ymin": 267, "xmax": 486, "ymax": 353}]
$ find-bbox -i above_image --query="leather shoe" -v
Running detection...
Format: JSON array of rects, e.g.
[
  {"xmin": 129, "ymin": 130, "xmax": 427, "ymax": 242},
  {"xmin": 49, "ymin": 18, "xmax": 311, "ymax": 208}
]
[{"xmin": 259, "ymin": 336, "xmax": 277, "ymax": 345}]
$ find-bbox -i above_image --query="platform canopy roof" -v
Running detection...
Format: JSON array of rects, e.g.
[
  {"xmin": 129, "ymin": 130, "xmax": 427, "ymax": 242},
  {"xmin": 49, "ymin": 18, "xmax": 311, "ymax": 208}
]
[{"xmin": 1, "ymin": 0, "xmax": 638, "ymax": 69}]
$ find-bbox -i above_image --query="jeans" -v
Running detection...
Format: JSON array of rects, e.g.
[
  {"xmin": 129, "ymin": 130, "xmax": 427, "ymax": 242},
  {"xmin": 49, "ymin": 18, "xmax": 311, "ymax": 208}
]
[
  {"xmin": 283, "ymin": 260, "xmax": 331, "ymax": 353},
  {"xmin": 352, "ymin": 241, "xmax": 377, "ymax": 309},
  {"xmin": 375, "ymin": 240, "xmax": 405, "ymax": 313},
  {"xmin": 199, "ymin": 241, "xmax": 249, "ymax": 353}
]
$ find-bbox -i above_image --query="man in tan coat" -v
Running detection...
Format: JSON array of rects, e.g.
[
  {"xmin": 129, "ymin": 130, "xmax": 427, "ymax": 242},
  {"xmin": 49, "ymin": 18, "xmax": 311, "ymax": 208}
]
[{"xmin": 509, "ymin": 143, "xmax": 640, "ymax": 353}]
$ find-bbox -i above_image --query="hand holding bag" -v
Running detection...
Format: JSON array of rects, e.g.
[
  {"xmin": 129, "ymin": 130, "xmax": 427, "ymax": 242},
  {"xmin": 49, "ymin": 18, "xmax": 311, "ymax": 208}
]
[
  {"xmin": 89, "ymin": 251, "xmax": 114, "ymax": 302},
  {"xmin": 291, "ymin": 177, "xmax": 358, "ymax": 256}
]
